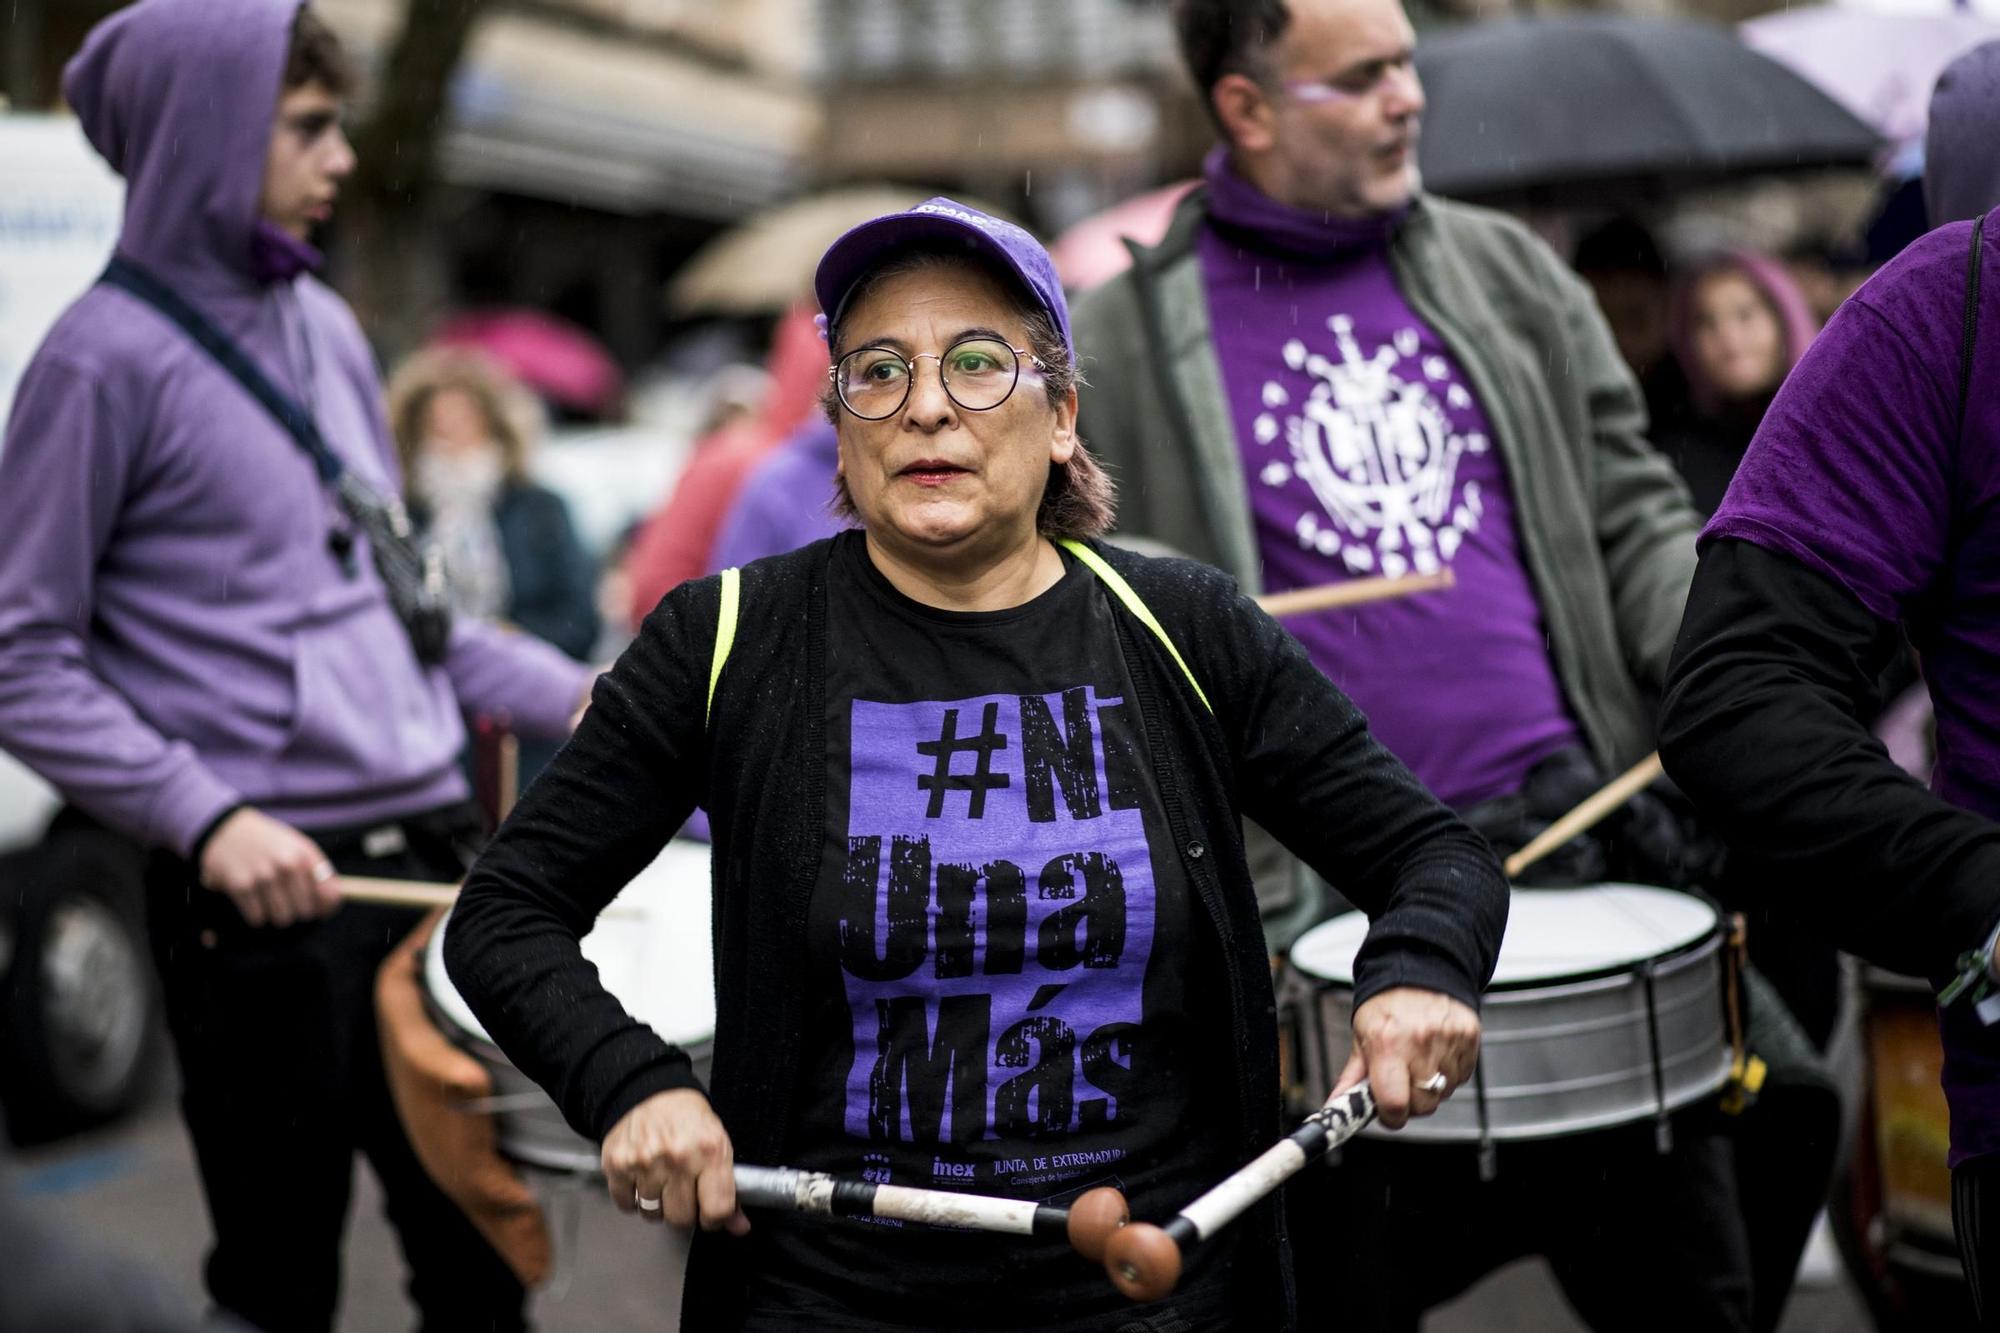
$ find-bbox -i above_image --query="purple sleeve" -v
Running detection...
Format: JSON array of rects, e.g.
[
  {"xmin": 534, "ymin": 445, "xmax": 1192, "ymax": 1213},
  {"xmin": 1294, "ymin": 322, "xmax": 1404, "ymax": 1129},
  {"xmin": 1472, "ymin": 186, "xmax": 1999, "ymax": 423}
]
[
  {"xmin": 705, "ymin": 446, "xmax": 842, "ymax": 575},
  {"xmin": 0, "ymin": 355, "xmax": 241, "ymax": 854},
  {"xmin": 443, "ymin": 620, "xmax": 594, "ymax": 741},
  {"xmin": 1705, "ymin": 293, "xmax": 1958, "ymax": 624}
]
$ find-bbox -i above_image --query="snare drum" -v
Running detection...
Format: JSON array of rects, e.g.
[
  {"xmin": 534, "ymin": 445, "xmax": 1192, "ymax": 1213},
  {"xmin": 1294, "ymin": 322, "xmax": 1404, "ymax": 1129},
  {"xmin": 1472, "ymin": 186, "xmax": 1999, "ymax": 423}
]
[
  {"xmin": 1278, "ymin": 885, "xmax": 1731, "ymax": 1150},
  {"xmin": 423, "ymin": 839, "xmax": 717, "ymax": 1173}
]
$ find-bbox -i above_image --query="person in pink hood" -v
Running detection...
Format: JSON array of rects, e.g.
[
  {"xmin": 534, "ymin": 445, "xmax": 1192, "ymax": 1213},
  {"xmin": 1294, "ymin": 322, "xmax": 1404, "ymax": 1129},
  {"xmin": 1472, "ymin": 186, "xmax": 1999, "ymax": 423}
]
[{"xmin": 1660, "ymin": 250, "xmax": 1822, "ymax": 515}]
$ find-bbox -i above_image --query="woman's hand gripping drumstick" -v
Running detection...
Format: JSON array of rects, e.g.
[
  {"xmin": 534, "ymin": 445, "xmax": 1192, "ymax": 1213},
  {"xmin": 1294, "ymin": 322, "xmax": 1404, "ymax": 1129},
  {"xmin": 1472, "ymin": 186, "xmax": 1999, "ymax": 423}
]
[
  {"xmin": 1074, "ymin": 982, "xmax": 1480, "ymax": 1300},
  {"xmin": 1329, "ymin": 987, "xmax": 1480, "ymax": 1128},
  {"xmin": 602, "ymin": 1090, "xmax": 1136, "ymax": 1255},
  {"xmin": 1253, "ymin": 568, "xmax": 1455, "ymax": 619},
  {"xmin": 1083, "ymin": 1084, "xmax": 1382, "ymax": 1303},
  {"xmin": 1501, "ymin": 751, "xmax": 1666, "ymax": 881},
  {"xmin": 603, "ymin": 1089, "xmax": 751, "ymax": 1235}
]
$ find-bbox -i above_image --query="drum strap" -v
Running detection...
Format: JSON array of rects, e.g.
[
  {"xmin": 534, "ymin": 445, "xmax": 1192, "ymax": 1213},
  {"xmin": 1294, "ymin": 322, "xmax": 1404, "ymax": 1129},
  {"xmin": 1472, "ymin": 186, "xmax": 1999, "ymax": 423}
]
[
  {"xmin": 1056, "ymin": 539, "xmax": 1214, "ymax": 715},
  {"xmin": 708, "ymin": 566, "xmax": 741, "ymax": 728}
]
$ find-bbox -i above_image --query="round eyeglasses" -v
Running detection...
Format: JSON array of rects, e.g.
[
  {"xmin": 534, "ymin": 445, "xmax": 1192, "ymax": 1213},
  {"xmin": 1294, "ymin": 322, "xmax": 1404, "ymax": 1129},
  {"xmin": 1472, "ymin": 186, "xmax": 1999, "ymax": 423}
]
[{"xmin": 830, "ymin": 337, "xmax": 1042, "ymax": 421}]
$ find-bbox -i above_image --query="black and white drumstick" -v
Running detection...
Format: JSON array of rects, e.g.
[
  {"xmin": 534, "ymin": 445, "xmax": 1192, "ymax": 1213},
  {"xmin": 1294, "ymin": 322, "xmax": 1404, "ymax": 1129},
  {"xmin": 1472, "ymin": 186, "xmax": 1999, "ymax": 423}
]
[
  {"xmin": 1096, "ymin": 1083, "xmax": 1380, "ymax": 1302},
  {"xmin": 732, "ymin": 1165, "xmax": 1131, "ymax": 1261}
]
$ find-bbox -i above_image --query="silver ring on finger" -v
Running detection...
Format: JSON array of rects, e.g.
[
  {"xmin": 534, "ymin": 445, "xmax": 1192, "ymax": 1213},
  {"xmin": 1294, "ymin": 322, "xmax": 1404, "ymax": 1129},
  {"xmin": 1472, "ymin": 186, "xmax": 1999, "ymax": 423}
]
[
  {"xmin": 636, "ymin": 1194, "xmax": 662, "ymax": 1213},
  {"xmin": 312, "ymin": 861, "xmax": 336, "ymax": 884},
  {"xmin": 1420, "ymin": 1072, "xmax": 1448, "ymax": 1094}
]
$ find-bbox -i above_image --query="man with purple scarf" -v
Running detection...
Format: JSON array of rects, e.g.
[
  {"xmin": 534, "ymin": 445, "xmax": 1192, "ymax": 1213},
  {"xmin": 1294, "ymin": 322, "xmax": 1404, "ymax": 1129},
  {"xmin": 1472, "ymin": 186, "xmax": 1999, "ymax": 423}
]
[
  {"xmin": 1069, "ymin": 1, "xmax": 1756, "ymax": 1329},
  {"xmin": 0, "ymin": 3, "xmax": 591, "ymax": 1329},
  {"xmin": 1663, "ymin": 41, "xmax": 2000, "ymax": 1327}
]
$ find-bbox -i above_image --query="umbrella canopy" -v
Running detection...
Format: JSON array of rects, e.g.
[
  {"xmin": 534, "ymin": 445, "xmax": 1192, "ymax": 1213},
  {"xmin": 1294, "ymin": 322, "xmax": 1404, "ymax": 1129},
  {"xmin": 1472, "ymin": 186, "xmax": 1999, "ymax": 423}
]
[
  {"xmin": 430, "ymin": 308, "xmax": 624, "ymax": 418},
  {"xmin": 667, "ymin": 186, "xmax": 1010, "ymax": 316},
  {"xmin": 1741, "ymin": 7, "xmax": 2000, "ymax": 148},
  {"xmin": 1414, "ymin": 15, "xmax": 1881, "ymax": 201},
  {"xmin": 1049, "ymin": 181, "xmax": 1198, "ymax": 292}
]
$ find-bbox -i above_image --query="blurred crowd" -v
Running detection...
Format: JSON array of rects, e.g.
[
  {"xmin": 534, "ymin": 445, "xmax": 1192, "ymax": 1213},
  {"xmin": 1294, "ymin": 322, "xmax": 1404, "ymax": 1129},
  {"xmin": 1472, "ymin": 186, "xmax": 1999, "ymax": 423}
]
[{"xmin": 404, "ymin": 183, "xmax": 1929, "ymax": 692}]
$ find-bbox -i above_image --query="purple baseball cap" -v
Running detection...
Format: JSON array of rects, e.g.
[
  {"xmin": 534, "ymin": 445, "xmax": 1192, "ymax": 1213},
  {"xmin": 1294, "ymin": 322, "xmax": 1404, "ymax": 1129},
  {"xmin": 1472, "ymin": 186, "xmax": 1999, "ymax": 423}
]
[{"xmin": 813, "ymin": 197, "xmax": 1072, "ymax": 360}]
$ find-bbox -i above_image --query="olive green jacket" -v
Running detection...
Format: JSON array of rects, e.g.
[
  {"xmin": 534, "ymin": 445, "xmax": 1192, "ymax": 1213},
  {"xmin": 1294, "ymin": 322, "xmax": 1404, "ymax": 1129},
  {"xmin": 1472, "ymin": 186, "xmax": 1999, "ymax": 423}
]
[{"xmin": 1072, "ymin": 187, "xmax": 1700, "ymax": 947}]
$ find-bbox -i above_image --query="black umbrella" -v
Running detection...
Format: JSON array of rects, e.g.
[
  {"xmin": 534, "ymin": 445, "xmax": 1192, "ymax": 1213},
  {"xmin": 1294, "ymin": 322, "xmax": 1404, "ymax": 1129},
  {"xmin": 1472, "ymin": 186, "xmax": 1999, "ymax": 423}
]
[{"xmin": 1414, "ymin": 15, "xmax": 1881, "ymax": 202}]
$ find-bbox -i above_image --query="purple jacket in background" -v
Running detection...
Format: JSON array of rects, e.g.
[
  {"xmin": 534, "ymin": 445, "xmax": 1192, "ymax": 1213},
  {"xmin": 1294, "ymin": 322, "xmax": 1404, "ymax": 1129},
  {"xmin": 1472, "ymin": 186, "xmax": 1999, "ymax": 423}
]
[
  {"xmin": 705, "ymin": 419, "xmax": 846, "ymax": 576},
  {"xmin": 1927, "ymin": 40, "xmax": 2000, "ymax": 230},
  {"xmin": 0, "ymin": 0, "xmax": 588, "ymax": 857}
]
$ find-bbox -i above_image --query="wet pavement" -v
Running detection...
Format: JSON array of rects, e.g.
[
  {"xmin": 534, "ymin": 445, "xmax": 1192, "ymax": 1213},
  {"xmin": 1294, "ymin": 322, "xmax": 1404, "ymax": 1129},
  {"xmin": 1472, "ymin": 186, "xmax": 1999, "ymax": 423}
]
[{"xmin": 14, "ymin": 1088, "xmax": 1874, "ymax": 1331}]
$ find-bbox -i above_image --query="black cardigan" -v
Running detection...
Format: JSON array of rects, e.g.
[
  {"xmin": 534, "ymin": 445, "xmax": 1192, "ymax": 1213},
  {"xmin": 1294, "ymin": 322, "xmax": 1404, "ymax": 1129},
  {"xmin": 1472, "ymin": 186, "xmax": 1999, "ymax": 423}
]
[{"xmin": 446, "ymin": 537, "xmax": 1507, "ymax": 1329}]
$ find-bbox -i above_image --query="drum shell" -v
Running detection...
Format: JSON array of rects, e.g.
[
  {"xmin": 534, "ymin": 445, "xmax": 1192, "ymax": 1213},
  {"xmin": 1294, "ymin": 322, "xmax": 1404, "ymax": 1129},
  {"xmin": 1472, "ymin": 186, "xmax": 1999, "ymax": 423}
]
[
  {"xmin": 418, "ymin": 840, "xmax": 717, "ymax": 1175},
  {"xmin": 1281, "ymin": 928, "xmax": 1730, "ymax": 1143},
  {"xmin": 421, "ymin": 987, "xmax": 714, "ymax": 1174}
]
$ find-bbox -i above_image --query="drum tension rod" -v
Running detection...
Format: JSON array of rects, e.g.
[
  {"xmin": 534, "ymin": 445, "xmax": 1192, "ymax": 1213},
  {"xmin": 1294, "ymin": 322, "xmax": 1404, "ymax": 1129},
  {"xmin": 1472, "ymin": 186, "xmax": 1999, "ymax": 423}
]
[
  {"xmin": 1640, "ymin": 960, "xmax": 1673, "ymax": 1156},
  {"xmin": 1473, "ymin": 1058, "xmax": 1497, "ymax": 1183}
]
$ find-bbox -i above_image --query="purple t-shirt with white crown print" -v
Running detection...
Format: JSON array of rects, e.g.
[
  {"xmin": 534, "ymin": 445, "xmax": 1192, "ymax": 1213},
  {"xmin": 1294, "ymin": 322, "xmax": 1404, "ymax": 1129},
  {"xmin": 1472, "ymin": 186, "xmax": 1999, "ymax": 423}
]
[{"xmin": 1195, "ymin": 156, "xmax": 1581, "ymax": 808}]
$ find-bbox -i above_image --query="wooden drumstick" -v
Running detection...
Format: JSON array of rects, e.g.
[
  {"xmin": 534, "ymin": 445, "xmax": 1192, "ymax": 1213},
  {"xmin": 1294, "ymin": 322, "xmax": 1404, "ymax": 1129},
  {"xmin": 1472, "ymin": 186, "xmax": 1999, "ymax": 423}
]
[
  {"xmin": 1501, "ymin": 751, "xmax": 1665, "ymax": 881},
  {"xmin": 1101, "ymin": 1084, "xmax": 1378, "ymax": 1303},
  {"xmin": 732, "ymin": 1165, "xmax": 1129, "ymax": 1256},
  {"xmin": 337, "ymin": 875, "xmax": 646, "ymax": 923},
  {"xmin": 339, "ymin": 876, "xmax": 459, "ymax": 910},
  {"xmin": 1254, "ymin": 568, "xmax": 1455, "ymax": 619}
]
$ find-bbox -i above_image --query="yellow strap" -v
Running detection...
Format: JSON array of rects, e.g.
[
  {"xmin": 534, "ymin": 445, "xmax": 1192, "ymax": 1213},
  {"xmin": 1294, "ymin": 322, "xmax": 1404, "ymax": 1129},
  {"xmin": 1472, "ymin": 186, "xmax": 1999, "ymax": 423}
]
[
  {"xmin": 1057, "ymin": 538, "xmax": 1213, "ymax": 715},
  {"xmin": 707, "ymin": 567, "xmax": 740, "ymax": 728}
]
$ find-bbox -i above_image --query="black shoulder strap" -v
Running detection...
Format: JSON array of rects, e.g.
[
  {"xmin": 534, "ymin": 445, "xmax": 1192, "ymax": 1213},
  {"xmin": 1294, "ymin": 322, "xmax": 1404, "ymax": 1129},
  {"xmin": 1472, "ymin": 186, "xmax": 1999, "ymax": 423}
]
[
  {"xmin": 1918, "ymin": 212, "xmax": 1989, "ymax": 637},
  {"xmin": 1962, "ymin": 212, "xmax": 1986, "ymax": 431},
  {"xmin": 98, "ymin": 256, "xmax": 344, "ymax": 485}
]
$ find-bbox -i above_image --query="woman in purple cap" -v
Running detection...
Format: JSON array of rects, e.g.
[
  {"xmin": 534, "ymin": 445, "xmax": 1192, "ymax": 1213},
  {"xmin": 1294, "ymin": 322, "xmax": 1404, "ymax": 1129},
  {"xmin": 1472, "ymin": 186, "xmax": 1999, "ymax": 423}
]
[{"xmin": 444, "ymin": 197, "xmax": 1505, "ymax": 1330}]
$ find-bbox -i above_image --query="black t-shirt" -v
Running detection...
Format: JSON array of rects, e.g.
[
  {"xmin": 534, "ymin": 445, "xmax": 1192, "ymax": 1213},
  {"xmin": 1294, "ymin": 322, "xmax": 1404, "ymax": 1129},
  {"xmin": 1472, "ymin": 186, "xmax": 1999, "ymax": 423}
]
[{"xmin": 743, "ymin": 532, "xmax": 1237, "ymax": 1329}]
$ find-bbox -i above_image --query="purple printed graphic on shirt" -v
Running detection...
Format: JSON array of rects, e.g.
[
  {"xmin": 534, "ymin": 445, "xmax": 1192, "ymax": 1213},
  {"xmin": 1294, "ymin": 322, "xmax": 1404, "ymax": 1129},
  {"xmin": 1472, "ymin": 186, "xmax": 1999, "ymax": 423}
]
[
  {"xmin": 1197, "ymin": 203, "xmax": 1581, "ymax": 808},
  {"xmin": 837, "ymin": 687, "xmax": 1153, "ymax": 1148}
]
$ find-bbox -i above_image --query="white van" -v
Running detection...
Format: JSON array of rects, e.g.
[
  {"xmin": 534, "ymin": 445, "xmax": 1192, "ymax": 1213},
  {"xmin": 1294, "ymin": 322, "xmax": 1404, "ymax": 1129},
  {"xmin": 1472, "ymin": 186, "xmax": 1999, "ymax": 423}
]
[{"xmin": 0, "ymin": 114, "xmax": 156, "ymax": 1142}]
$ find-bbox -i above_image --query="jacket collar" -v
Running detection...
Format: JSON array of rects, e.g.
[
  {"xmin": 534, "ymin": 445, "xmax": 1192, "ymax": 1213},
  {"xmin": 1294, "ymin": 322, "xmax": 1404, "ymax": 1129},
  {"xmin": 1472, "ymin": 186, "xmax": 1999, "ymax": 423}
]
[{"xmin": 1125, "ymin": 182, "xmax": 1436, "ymax": 274}]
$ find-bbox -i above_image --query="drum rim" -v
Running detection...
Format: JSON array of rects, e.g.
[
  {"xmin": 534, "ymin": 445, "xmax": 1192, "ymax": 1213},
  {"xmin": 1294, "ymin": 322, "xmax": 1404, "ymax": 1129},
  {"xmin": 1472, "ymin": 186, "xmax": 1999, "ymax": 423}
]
[
  {"xmin": 1287, "ymin": 885, "xmax": 1728, "ymax": 993},
  {"xmin": 1478, "ymin": 920, "xmax": 1723, "ymax": 992},
  {"xmin": 420, "ymin": 890, "xmax": 720, "ymax": 1048}
]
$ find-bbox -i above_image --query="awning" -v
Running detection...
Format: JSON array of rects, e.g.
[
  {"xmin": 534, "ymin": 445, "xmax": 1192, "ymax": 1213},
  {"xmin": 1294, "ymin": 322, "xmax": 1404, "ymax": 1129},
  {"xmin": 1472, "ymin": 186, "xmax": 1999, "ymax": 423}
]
[{"xmin": 315, "ymin": 0, "xmax": 819, "ymax": 218}]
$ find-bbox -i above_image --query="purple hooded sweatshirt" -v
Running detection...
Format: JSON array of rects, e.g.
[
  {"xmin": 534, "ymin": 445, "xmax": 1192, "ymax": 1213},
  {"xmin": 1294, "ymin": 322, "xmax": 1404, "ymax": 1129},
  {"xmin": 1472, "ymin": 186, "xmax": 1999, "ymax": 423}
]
[{"xmin": 0, "ymin": 0, "xmax": 589, "ymax": 858}]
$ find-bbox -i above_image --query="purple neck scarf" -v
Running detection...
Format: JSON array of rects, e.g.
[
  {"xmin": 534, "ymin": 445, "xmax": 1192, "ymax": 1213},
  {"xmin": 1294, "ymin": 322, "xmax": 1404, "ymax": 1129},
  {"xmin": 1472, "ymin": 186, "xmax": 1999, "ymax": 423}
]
[
  {"xmin": 249, "ymin": 221, "xmax": 324, "ymax": 284},
  {"xmin": 1201, "ymin": 145, "xmax": 1406, "ymax": 260}
]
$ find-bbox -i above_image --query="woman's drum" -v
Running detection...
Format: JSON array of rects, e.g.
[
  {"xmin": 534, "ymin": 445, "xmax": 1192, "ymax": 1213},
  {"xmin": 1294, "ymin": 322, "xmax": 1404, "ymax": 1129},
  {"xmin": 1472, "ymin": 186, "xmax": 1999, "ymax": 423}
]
[
  {"xmin": 422, "ymin": 839, "xmax": 717, "ymax": 1174},
  {"xmin": 1279, "ymin": 885, "xmax": 1731, "ymax": 1169}
]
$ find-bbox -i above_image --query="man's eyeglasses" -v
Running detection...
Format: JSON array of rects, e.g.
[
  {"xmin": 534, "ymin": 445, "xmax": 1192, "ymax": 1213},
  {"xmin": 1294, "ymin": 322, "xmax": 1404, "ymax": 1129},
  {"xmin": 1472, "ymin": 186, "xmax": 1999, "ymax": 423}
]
[
  {"xmin": 1283, "ymin": 54, "xmax": 1418, "ymax": 104},
  {"xmin": 830, "ymin": 337, "xmax": 1043, "ymax": 421}
]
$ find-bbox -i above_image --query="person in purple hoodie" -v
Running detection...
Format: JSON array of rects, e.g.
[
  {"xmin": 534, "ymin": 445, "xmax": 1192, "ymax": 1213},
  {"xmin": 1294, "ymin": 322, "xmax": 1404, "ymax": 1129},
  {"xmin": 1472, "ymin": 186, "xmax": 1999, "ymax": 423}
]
[
  {"xmin": 0, "ymin": 3, "xmax": 592, "ymax": 1329},
  {"xmin": 705, "ymin": 418, "xmax": 848, "ymax": 576},
  {"xmin": 1662, "ymin": 40, "xmax": 2000, "ymax": 1328}
]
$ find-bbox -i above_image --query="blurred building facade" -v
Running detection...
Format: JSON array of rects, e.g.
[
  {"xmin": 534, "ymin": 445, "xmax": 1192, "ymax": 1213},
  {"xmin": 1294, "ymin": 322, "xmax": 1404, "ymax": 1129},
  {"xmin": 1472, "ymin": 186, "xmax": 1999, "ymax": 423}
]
[
  {"xmin": 813, "ymin": 0, "xmax": 1203, "ymax": 232},
  {"xmin": 0, "ymin": 0, "xmax": 1903, "ymax": 374}
]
